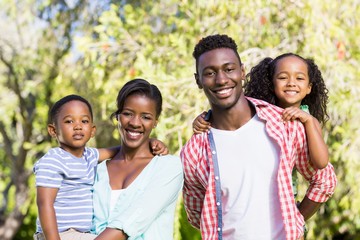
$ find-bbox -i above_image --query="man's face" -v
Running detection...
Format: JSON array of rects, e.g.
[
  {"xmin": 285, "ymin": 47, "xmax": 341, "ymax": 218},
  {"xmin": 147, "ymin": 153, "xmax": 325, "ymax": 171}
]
[{"xmin": 195, "ymin": 48, "xmax": 245, "ymax": 110}]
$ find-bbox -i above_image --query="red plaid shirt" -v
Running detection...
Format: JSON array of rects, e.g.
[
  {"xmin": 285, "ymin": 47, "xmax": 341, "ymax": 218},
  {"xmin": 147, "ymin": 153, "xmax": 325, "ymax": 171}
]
[{"xmin": 180, "ymin": 97, "xmax": 337, "ymax": 240}]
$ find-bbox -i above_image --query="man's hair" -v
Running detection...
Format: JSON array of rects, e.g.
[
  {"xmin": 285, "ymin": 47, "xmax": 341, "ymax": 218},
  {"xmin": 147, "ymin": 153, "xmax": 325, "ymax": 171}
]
[
  {"xmin": 49, "ymin": 94, "xmax": 93, "ymax": 124},
  {"xmin": 193, "ymin": 34, "xmax": 241, "ymax": 71},
  {"xmin": 111, "ymin": 78, "xmax": 163, "ymax": 119}
]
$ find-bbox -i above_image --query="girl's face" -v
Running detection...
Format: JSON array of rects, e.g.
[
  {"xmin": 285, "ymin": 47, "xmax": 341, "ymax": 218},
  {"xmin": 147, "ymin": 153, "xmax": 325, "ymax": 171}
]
[
  {"xmin": 117, "ymin": 94, "xmax": 158, "ymax": 150},
  {"xmin": 273, "ymin": 56, "xmax": 312, "ymax": 108},
  {"xmin": 48, "ymin": 100, "xmax": 96, "ymax": 157}
]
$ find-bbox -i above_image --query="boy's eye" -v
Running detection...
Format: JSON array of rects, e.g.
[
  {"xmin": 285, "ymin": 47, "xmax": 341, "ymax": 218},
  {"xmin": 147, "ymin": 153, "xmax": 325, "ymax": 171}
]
[
  {"xmin": 64, "ymin": 120, "xmax": 73, "ymax": 123},
  {"xmin": 82, "ymin": 119, "xmax": 90, "ymax": 124}
]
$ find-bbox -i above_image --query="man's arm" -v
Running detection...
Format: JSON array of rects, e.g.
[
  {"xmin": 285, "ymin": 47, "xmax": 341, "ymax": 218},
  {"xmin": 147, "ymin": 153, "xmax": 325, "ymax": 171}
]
[
  {"xmin": 180, "ymin": 135, "xmax": 207, "ymax": 229},
  {"xmin": 297, "ymin": 196, "xmax": 322, "ymax": 221}
]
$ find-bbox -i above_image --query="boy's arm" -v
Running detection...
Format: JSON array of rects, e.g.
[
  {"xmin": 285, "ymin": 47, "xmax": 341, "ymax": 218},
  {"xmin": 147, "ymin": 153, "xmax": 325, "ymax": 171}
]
[
  {"xmin": 36, "ymin": 187, "xmax": 61, "ymax": 240},
  {"xmin": 98, "ymin": 138, "xmax": 168, "ymax": 163},
  {"xmin": 98, "ymin": 146, "xmax": 121, "ymax": 163},
  {"xmin": 149, "ymin": 138, "xmax": 169, "ymax": 155}
]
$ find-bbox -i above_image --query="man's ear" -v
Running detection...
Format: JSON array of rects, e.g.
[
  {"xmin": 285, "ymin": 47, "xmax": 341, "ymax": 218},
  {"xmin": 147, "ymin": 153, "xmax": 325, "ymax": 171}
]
[
  {"xmin": 47, "ymin": 124, "xmax": 57, "ymax": 138},
  {"xmin": 194, "ymin": 73, "xmax": 202, "ymax": 89},
  {"xmin": 91, "ymin": 125, "xmax": 96, "ymax": 138}
]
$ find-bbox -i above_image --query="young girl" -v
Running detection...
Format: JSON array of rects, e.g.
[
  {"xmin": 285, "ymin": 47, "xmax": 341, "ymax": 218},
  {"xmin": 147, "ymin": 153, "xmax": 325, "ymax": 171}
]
[
  {"xmin": 193, "ymin": 52, "xmax": 329, "ymax": 171},
  {"xmin": 33, "ymin": 94, "xmax": 167, "ymax": 240}
]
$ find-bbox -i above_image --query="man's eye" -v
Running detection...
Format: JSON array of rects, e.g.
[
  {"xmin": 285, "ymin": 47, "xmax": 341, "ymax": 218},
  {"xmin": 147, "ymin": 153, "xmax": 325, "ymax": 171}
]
[
  {"xmin": 225, "ymin": 68, "xmax": 234, "ymax": 72},
  {"xmin": 204, "ymin": 71, "xmax": 215, "ymax": 77}
]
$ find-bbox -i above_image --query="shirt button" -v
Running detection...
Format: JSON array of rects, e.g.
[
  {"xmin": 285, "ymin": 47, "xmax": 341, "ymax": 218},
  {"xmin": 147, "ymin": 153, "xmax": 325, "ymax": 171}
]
[
  {"xmin": 216, "ymin": 202, "xmax": 220, "ymax": 206},
  {"xmin": 215, "ymin": 176, "xmax": 219, "ymax": 180},
  {"xmin": 217, "ymin": 227, "xmax": 221, "ymax": 232},
  {"xmin": 212, "ymin": 150, "xmax": 216, "ymax": 154}
]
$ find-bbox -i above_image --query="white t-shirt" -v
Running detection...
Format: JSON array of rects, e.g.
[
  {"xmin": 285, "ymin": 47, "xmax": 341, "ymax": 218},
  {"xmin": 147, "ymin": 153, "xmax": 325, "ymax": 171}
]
[{"xmin": 211, "ymin": 114, "xmax": 286, "ymax": 240}]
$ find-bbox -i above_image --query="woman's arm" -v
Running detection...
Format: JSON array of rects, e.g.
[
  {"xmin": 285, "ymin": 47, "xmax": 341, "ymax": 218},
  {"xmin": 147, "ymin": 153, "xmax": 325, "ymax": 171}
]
[
  {"xmin": 95, "ymin": 228, "xmax": 128, "ymax": 240},
  {"xmin": 36, "ymin": 187, "xmax": 61, "ymax": 240}
]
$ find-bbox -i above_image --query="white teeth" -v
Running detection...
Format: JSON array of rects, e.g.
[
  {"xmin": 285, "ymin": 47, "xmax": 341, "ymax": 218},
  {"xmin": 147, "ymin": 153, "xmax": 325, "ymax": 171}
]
[
  {"xmin": 285, "ymin": 91, "xmax": 297, "ymax": 95},
  {"xmin": 128, "ymin": 131, "xmax": 141, "ymax": 136},
  {"xmin": 216, "ymin": 88, "xmax": 231, "ymax": 94}
]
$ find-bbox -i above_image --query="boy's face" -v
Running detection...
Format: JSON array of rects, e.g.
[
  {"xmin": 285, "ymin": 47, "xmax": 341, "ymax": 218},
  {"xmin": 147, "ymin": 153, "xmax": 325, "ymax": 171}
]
[
  {"xmin": 195, "ymin": 48, "xmax": 245, "ymax": 111},
  {"xmin": 48, "ymin": 100, "xmax": 96, "ymax": 157}
]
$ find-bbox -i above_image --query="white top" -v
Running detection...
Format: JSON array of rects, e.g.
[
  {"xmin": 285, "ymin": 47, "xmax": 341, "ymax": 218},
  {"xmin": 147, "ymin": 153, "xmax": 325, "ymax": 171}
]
[
  {"xmin": 92, "ymin": 155, "xmax": 184, "ymax": 240},
  {"xmin": 110, "ymin": 189, "xmax": 125, "ymax": 212},
  {"xmin": 211, "ymin": 114, "xmax": 286, "ymax": 240}
]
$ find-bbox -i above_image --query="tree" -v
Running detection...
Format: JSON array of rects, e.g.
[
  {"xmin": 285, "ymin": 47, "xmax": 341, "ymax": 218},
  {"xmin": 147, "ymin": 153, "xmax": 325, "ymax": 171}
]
[
  {"xmin": 0, "ymin": 1, "xmax": 94, "ymax": 239},
  {"xmin": 0, "ymin": 0, "xmax": 359, "ymax": 239}
]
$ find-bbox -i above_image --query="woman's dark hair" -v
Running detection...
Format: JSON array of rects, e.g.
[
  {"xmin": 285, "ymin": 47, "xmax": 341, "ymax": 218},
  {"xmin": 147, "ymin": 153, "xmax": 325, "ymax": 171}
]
[
  {"xmin": 244, "ymin": 53, "xmax": 329, "ymax": 124},
  {"xmin": 49, "ymin": 94, "xmax": 93, "ymax": 124},
  {"xmin": 111, "ymin": 78, "xmax": 162, "ymax": 119}
]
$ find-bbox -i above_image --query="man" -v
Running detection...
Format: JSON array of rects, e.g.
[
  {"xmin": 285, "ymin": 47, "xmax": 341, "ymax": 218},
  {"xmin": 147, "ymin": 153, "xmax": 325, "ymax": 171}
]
[{"xmin": 180, "ymin": 34, "xmax": 336, "ymax": 240}]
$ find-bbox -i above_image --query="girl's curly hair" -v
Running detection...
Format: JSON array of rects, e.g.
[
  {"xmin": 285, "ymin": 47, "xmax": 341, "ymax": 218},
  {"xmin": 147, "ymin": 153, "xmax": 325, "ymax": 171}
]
[{"xmin": 244, "ymin": 53, "xmax": 329, "ymax": 124}]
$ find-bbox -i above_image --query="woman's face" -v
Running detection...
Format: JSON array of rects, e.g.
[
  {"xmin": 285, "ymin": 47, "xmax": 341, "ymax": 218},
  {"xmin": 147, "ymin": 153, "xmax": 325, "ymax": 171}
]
[{"xmin": 117, "ymin": 94, "xmax": 158, "ymax": 150}]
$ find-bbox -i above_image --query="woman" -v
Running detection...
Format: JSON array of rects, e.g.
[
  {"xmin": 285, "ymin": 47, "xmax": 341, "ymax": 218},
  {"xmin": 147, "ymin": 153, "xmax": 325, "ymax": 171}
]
[{"xmin": 92, "ymin": 79, "xmax": 183, "ymax": 240}]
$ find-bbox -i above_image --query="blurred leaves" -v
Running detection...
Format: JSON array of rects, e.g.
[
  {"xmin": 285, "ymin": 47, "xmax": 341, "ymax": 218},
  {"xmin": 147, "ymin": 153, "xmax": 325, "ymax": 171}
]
[{"xmin": 0, "ymin": 0, "xmax": 359, "ymax": 239}]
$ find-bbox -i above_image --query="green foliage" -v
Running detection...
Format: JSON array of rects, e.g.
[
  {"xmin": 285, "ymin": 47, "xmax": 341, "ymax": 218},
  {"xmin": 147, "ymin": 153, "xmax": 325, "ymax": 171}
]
[{"xmin": 0, "ymin": 0, "xmax": 359, "ymax": 239}]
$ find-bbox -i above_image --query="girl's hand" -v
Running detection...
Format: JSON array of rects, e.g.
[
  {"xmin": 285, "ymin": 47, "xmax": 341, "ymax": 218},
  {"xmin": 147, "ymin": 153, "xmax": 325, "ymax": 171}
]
[
  {"xmin": 150, "ymin": 138, "xmax": 169, "ymax": 156},
  {"xmin": 192, "ymin": 111, "xmax": 211, "ymax": 134},
  {"xmin": 282, "ymin": 107, "xmax": 312, "ymax": 123}
]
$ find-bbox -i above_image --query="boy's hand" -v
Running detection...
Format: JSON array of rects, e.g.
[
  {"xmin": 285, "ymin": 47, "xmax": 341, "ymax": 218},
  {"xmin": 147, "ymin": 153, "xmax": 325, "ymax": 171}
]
[
  {"xmin": 282, "ymin": 107, "xmax": 312, "ymax": 123},
  {"xmin": 193, "ymin": 111, "xmax": 211, "ymax": 134},
  {"xmin": 150, "ymin": 138, "xmax": 169, "ymax": 156}
]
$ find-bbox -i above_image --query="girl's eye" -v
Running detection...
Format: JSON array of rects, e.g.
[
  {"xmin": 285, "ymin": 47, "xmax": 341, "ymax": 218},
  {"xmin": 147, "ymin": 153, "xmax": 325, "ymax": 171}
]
[{"xmin": 142, "ymin": 115, "xmax": 152, "ymax": 120}]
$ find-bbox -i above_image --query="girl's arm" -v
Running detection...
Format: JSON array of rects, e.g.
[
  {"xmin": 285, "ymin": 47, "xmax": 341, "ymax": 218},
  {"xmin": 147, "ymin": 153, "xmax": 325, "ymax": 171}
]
[
  {"xmin": 36, "ymin": 187, "xmax": 61, "ymax": 240},
  {"xmin": 282, "ymin": 107, "xmax": 329, "ymax": 169}
]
